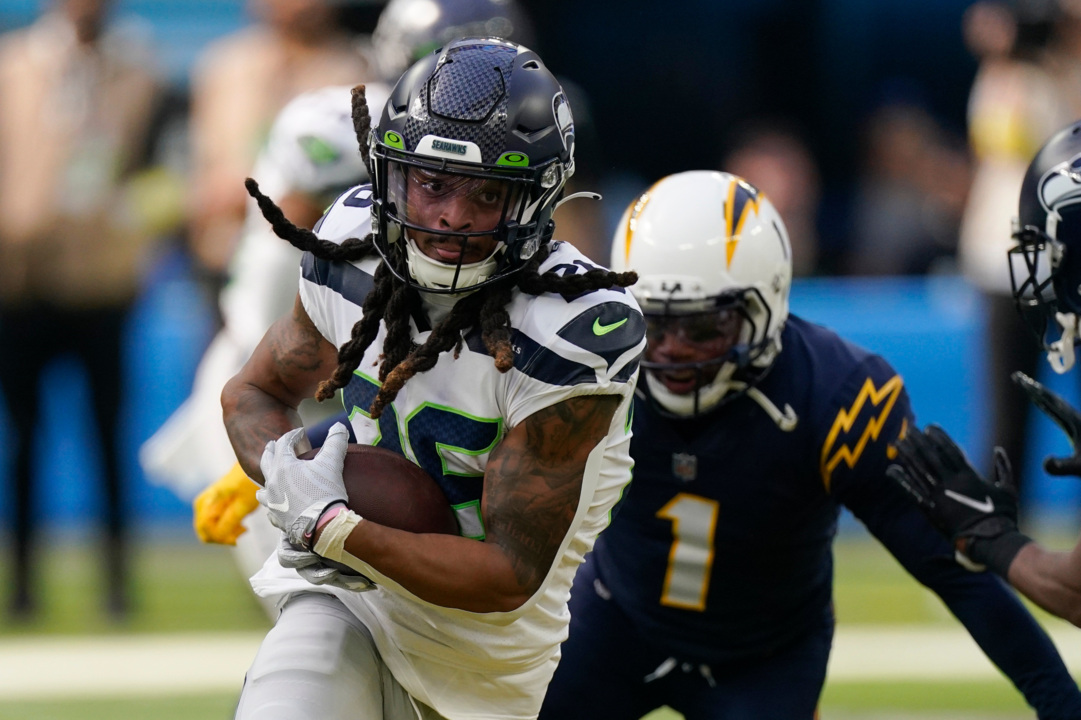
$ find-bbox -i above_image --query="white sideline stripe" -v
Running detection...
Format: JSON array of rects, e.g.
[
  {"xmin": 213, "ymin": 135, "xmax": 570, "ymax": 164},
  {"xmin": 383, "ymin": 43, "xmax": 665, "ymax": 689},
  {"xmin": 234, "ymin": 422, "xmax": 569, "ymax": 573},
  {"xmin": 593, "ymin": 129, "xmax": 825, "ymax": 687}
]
[
  {"xmin": 827, "ymin": 625, "xmax": 1081, "ymax": 680},
  {"xmin": 0, "ymin": 632, "xmax": 261, "ymax": 700},
  {"xmin": 0, "ymin": 625, "xmax": 1078, "ymax": 700}
]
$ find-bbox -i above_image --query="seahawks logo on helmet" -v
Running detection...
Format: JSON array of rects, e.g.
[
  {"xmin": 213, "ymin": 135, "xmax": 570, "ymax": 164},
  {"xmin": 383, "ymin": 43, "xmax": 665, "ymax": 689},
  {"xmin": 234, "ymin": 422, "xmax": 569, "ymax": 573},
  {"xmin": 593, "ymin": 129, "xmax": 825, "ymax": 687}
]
[
  {"xmin": 553, "ymin": 92, "xmax": 575, "ymax": 174},
  {"xmin": 1038, "ymin": 154, "xmax": 1081, "ymax": 217}
]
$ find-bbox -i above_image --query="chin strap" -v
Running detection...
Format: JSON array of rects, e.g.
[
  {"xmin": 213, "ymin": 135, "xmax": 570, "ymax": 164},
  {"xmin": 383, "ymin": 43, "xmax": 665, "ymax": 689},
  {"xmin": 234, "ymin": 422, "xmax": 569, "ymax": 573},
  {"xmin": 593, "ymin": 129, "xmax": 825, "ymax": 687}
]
[
  {"xmin": 1048, "ymin": 312, "xmax": 1079, "ymax": 374},
  {"xmin": 554, "ymin": 191, "xmax": 602, "ymax": 210},
  {"xmin": 728, "ymin": 381, "xmax": 798, "ymax": 431}
]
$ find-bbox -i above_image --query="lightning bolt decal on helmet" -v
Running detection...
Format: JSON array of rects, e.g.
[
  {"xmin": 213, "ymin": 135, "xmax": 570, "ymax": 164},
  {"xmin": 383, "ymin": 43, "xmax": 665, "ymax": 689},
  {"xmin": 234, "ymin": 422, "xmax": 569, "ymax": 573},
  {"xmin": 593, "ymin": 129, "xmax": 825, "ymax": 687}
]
[{"xmin": 611, "ymin": 170, "xmax": 793, "ymax": 416}]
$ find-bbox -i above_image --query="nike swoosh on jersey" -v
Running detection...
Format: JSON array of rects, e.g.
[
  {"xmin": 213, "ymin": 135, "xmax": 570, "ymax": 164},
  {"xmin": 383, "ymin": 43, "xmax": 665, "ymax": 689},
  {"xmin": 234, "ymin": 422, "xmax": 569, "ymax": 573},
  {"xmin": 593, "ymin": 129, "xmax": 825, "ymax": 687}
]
[
  {"xmin": 943, "ymin": 489, "xmax": 994, "ymax": 514},
  {"xmin": 267, "ymin": 498, "xmax": 291, "ymax": 513},
  {"xmin": 593, "ymin": 317, "xmax": 629, "ymax": 336}
]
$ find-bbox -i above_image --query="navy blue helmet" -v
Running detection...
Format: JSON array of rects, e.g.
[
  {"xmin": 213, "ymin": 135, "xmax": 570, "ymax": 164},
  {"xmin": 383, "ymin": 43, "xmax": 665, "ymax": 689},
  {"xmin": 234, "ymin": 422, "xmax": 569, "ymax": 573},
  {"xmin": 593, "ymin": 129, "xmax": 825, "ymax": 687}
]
[
  {"xmin": 368, "ymin": 37, "xmax": 575, "ymax": 294},
  {"xmin": 1010, "ymin": 120, "xmax": 1081, "ymax": 371}
]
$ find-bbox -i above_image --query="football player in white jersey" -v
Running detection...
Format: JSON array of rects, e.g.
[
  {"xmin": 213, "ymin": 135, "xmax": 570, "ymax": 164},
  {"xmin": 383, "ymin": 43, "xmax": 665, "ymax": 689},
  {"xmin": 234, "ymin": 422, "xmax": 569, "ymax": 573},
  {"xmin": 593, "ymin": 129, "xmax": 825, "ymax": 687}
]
[
  {"xmin": 139, "ymin": 84, "xmax": 389, "ymax": 602},
  {"xmin": 223, "ymin": 38, "xmax": 644, "ymax": 719}
]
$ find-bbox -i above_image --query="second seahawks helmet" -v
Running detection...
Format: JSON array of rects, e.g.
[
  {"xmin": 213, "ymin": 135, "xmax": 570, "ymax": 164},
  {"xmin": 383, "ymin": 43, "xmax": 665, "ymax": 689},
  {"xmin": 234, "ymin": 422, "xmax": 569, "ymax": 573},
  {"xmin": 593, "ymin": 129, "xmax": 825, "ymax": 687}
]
[
  {"xmin": 1010, "ymin": 119, "xmax": 1081, "ymax": 372},
  {"xmin": 372, "ymin": 0, "xmax": 535, "ymax": 80},
  {"xmin": 369, "ymin": 37, "xmax": 574, "ymax": 294},
  {"xmin": 611, "ymin": 170, "xmax": 792, "ymax": 416}
]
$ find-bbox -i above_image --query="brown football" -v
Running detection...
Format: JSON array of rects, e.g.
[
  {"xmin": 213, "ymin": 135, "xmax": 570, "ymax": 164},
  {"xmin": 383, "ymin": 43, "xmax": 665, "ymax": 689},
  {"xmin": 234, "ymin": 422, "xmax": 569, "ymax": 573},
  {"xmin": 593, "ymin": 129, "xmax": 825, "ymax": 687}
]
[{"xmin": 298, "ymin": 443, "xmax": 459, "ymax": 536}]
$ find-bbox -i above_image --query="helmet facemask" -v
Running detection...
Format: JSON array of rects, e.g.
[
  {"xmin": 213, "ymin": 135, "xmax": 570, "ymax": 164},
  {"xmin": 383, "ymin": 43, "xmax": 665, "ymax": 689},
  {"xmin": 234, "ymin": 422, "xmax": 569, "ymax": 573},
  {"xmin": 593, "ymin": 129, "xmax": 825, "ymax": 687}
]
[
  {"xmin": 1010, "ymin": 200, "xmax": 1081, "ymax": 372},
  {"xmin": 640, "ymin": 289, "xmax": 772, "ymax": 417},
  {"xmin": 1009, "ymin": 221, "xmax": 1059, "ymax": 351},
  {"xmin": 368, "ymin": 38, "xmax": 574, "ymax": 296}
]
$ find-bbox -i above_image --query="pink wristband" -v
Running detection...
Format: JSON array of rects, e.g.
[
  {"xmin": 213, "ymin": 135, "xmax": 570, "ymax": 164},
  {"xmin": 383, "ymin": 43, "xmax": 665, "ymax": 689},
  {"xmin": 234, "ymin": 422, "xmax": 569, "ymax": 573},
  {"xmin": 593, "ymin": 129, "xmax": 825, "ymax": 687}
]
[{"xmin": 316, "ymin": 503, "xmax": 347, "ymax": 533}]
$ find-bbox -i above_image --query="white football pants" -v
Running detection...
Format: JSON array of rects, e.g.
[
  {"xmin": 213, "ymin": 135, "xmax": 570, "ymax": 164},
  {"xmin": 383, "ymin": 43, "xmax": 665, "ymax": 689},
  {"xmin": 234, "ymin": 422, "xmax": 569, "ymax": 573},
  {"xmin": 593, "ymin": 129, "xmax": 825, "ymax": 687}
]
[{"xmin": 235, "ymin": 593, "xmax": 446, "ymax": 720}]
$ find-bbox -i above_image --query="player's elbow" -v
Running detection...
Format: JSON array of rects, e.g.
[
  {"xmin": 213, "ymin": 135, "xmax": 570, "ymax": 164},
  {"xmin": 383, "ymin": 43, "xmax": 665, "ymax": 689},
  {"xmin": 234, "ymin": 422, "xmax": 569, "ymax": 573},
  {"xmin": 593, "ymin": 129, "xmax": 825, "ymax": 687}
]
[
  {"xmin": 482, "ymin": 590, "xmax": 533, "ymax": 614},
  {"xmin": 220, "ymin": 374, "xmax": 241, "ymax": 418},
  {"xmin": 1061, "ymin": 604, "xmax": 1081, "ymax": 629}
]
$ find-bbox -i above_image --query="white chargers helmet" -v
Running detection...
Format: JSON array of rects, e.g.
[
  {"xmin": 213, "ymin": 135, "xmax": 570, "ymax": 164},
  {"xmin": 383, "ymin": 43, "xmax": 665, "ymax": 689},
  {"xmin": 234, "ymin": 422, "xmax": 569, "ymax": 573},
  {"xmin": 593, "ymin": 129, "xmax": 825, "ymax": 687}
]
[{"xmin": 610, "ymin": 170, "xmax": 793, "ymax": 416}]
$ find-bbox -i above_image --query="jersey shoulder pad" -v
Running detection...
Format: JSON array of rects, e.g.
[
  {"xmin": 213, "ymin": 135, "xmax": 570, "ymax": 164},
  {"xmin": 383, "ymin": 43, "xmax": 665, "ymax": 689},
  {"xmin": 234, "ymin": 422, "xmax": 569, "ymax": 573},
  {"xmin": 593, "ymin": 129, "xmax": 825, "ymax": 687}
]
[
  {"xmin": 506, "ymin": 244, "xmax": 645, "ymax": 387},
  {"xmin": 313, "ymin": 185, "xmax": 375, "ymax": 243}
]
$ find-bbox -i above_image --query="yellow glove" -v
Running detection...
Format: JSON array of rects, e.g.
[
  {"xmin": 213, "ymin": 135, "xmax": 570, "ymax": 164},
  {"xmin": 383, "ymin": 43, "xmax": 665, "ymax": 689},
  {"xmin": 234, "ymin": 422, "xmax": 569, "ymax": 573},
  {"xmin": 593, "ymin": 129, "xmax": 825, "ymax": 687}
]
[{"xmin": 193, "ymin": 463, "xmax": 260, "ymax": 545}]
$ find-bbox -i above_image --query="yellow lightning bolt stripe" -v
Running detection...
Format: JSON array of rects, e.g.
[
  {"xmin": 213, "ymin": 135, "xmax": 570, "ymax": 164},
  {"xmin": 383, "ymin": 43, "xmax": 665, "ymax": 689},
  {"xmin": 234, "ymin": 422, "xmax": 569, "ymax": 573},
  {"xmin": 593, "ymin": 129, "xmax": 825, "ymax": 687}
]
[
  {"xmin": 724, "ymin": 181, "xmax": 765, "ymax": 268},
  {"xmin": 886, "ymin": 418, "xmax": 909, "ymax": 460},
  {"xmin": 621, "ymin": 177, "xmax": 665, "ymax": 264},
  {"xmin": 820, "ymin": 374, "xmax": 905, "ymax": 491}
]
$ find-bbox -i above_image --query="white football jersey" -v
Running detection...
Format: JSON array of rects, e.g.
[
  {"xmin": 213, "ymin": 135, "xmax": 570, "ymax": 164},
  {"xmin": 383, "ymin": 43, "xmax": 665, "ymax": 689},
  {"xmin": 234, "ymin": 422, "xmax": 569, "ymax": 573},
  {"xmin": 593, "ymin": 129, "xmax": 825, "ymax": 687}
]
[{"xmin": 251, "ymin": 189, "xmax": 645, "ymax": 719}]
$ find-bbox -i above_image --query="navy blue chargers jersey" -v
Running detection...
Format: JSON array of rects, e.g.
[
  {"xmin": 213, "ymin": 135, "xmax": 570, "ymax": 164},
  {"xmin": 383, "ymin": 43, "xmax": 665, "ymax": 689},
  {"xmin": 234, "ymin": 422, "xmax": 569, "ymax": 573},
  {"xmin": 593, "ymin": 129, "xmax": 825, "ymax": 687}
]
[
  {"xmin": 590, "ymin": 315, "xmax": 1077, "ymax": 693},
  {"xmin": 593, "ymin": 315, "xmax": 897, "ymax": 663}
]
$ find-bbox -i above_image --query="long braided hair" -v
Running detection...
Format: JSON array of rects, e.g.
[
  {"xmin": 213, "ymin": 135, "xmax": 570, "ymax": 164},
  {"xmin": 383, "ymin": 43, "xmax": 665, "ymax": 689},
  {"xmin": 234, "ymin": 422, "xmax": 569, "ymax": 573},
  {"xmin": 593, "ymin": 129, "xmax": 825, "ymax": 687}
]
[{"xmin": 245, "ymin": 84, "xmax": 637, "ymax": 418}]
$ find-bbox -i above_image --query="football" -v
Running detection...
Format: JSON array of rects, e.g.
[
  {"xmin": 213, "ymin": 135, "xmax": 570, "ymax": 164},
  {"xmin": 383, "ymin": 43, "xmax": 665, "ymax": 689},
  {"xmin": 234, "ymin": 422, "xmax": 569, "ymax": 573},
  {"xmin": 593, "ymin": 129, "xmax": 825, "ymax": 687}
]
[{"xmin": 298, "ymin": 443, "xmax": 459, "ymax": 536}]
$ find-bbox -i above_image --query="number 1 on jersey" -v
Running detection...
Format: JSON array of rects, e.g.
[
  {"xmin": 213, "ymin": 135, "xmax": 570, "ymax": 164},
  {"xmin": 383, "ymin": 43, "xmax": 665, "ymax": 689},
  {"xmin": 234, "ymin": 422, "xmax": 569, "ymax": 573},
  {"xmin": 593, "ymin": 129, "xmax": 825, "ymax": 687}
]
[{"xmin": 657, "ymin": 493, "xmax": 719, "ymax": 611}]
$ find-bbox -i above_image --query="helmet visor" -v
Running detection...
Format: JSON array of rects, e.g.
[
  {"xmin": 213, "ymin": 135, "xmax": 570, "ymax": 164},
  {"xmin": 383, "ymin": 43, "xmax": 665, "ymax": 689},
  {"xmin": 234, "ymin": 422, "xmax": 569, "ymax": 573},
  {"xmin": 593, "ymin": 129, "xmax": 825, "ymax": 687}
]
[
  {"xmin": 642, "ymin": 301, "xmax": 747, "ymax": 392},
  {"xmin": 388, "ymin": 163, "xmax": 525, "ymax": 240}
]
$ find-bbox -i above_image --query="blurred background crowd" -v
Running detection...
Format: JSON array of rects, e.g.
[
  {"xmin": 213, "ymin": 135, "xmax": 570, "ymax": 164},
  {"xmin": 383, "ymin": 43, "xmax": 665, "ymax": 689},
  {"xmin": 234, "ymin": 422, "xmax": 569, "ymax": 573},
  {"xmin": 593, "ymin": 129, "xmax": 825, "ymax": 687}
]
[{"xmin": 1, "ymin": 0, "xmax": 1080, "ymax": 620}]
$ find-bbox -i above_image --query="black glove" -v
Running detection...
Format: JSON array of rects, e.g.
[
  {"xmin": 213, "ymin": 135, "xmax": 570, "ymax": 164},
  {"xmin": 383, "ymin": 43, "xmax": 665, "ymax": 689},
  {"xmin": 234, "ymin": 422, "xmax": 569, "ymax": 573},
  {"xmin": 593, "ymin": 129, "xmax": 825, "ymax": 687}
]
[
  {"xmin": 1012, "ymin": 371, "xmax": 1081, "ymax": 477},
  {"xmin": 886, "ymin": 424, "xmax": 1032, "ymax": 576}
]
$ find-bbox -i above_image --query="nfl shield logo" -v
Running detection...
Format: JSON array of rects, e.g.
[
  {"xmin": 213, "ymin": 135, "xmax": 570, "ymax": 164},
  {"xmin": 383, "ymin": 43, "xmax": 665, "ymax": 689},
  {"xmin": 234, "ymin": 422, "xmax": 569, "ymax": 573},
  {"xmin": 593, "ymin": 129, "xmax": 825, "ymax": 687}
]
[{"xmin": 672, "ymin": 453, "xmax": 697, "ymax": 482}]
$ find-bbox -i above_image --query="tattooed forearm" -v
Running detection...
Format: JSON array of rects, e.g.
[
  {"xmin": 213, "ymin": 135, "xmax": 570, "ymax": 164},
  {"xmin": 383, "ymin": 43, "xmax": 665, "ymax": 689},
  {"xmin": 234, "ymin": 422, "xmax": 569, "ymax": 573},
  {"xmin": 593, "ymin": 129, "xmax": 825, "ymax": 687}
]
[
  {"xmin": 221, "ymin": 296, "xmax": 337, "ymax": 483},
  {"xmin": 222, "ymin": 382, "xmax": 304, "ymax": 484},
  {"xmin": 270, "ymin": 298, "xmax": 334, "ymax": 377},
  {"xmin": 484, "ymin": 394, "xmax": 622, "ymax": 592}
]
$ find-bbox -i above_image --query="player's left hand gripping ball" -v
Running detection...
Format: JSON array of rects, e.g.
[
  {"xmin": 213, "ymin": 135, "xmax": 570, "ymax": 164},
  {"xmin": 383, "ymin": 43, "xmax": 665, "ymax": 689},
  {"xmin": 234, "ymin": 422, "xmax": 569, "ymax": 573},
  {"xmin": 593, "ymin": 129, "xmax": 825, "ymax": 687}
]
[
  {"xmin": 257, "ymin": 424, "xmax": 349, "ymax": 548},
  {"xmin": 193, "ymin": 462, "xmax": 259, "ymax": 545}
]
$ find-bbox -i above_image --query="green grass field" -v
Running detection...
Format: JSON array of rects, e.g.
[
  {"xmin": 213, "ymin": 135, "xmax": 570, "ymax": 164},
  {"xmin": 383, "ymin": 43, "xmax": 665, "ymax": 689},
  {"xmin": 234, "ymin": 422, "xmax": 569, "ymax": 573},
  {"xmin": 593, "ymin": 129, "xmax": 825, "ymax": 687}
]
[{"xmin": 0, "ymin": 532, "xmax": 1074, "ymax": 719}]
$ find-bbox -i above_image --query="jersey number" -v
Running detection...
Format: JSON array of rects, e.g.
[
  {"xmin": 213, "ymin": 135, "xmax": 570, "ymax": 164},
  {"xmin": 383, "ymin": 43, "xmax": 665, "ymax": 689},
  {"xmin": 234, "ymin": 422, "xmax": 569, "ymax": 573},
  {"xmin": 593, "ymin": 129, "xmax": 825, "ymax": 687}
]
[
  {"xmin": 657, "ymin": 493, "xmax": 719, "ymax": 611},
  {"xmin": 343, "ymin": 371, "xmax": 501, "ymax": 539}
]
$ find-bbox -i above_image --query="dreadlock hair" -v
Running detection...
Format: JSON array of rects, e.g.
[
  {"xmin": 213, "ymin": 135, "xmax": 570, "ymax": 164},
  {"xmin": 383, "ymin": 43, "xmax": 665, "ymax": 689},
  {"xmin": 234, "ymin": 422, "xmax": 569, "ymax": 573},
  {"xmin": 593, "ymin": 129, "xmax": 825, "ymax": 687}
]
[
  {"xmin": 350, "ymin": 84, "xmax": 373, "ymax": 178},
  {"xmin": 244, "ymin": 89, "xmax": 639, "ymax": 419}
]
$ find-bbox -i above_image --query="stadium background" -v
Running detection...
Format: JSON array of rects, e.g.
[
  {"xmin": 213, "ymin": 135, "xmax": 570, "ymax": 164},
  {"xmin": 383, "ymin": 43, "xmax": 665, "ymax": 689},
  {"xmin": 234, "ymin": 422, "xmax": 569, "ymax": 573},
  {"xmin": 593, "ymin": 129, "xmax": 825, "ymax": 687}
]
[
  {"xmin": 0, "ymin": 2, "xmax": 1078, "ymax": 717},
  {"xmin": 0, "ymin": 0, "xmax": 1076, "ymax": 536}
]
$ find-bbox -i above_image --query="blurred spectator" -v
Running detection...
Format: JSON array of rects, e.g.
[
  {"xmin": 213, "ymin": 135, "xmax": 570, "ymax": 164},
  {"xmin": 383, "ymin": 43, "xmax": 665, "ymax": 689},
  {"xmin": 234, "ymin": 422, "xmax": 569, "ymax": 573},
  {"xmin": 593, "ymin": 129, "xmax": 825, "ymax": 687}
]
[
  {"xmin": 0, "ymin": 0, "xmax": 165, "ymax": 620},
  {"xmin": 186, "ymin": 0, "xmax": 374, "ymax": 308},
  {"xmin": 846, "ymin": 99, "xmax": 971, "ymax": 276},
  {"xmin": 957, "ymin": 0, "xmax": 1070, "ymax": 484},
  {"xmin": 723, "ymin": 122, "xmax": 823, "ymax": 277}
]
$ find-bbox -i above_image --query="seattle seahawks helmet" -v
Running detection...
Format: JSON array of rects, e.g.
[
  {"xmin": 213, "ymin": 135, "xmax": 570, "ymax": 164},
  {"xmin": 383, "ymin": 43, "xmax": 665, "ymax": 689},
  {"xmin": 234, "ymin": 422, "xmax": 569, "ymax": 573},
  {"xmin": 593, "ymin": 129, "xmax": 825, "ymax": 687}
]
[
  {"xmin": 372, "ymin": 0, "xmax": 535, "ymax": 81},
  {"xmin": 1010, "ymin": 119, "xmax": 1081, "ymax": 372},
  {"xmin": 369, "ymin": 37, "xmax": 574, "ymax": 294},
  {"xmin": 611, "ymin": 170, "xmax": 792, "ymax": 416}
]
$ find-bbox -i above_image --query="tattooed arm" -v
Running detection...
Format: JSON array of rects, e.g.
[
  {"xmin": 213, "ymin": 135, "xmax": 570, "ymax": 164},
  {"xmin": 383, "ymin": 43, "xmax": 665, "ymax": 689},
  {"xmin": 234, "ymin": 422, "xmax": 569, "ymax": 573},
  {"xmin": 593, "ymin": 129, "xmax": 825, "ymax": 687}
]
[
  {"xmin": 316, "ymin": 394, "xmax": 623, "ymax": 612},
  {"xmin": 221, "ymin": 294, "xmax": 339, "ymax": 484}
]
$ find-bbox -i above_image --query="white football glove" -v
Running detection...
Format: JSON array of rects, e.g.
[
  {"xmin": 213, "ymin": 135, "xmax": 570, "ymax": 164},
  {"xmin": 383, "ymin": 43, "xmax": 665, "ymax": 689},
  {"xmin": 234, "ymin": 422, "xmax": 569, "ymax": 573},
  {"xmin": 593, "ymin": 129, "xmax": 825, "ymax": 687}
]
[
  {"xmin": 257, "ymin": 423, "xmax": 349, "ymax": 549},
  {"xmin": 276, "ymin": 535, "xmax": 374, "ymax": 592}
]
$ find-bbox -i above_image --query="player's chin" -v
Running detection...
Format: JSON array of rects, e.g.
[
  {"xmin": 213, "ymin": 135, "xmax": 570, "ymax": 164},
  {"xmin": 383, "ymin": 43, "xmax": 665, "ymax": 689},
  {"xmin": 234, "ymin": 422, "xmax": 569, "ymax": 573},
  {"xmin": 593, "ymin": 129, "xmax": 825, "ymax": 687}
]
[{"xmin": 655, "ymin": 372, "xmax": 699, "ymax": 395}]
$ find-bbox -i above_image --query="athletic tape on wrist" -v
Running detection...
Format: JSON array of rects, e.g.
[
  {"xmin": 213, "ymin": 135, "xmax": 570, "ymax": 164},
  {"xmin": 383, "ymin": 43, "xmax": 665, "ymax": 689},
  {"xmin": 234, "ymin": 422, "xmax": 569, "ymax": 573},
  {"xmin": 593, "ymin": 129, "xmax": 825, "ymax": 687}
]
[{"xmin": 313, "ymin": 509, "xmax": 362, "ymax": 563}]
